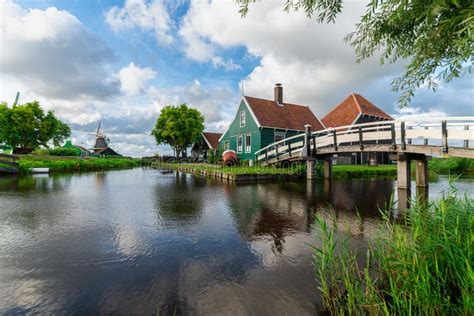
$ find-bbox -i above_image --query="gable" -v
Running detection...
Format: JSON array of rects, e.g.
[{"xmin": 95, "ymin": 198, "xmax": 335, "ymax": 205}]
[
  {"xmin": 219, "ymin": 98, "xmax": 260, "ymax": 142},
  {"xmin": 245, "ymin": 96, "xmax": 324, "ymax": 131},
  {"xmin": 322, "ymin": 93, "xmax": 392, "ymax": 128}
]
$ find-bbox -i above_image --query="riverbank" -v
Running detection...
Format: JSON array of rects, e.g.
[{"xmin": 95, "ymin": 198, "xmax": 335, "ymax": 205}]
[
  {"xmin": 154, "ymin": 162, "xmax": 399, "ymax": 181},
  {"xmin": 17, "ymin": 155, "xmax": 141, "ymax": 174}
]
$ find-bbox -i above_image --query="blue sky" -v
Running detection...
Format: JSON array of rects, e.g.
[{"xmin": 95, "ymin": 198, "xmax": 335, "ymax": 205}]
[{"xmin": 1, "ymin": 0, "xmax": 472, "ymax": 156}]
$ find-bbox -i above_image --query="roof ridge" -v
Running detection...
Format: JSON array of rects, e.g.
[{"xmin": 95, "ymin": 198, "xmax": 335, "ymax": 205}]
[
  {"xmin": 352, "ymin": 93, "xmax": 362, "ymax": 113},
  {"xmin": 244, "ymin": 95, "xmax": 307, "ymax": 108}
]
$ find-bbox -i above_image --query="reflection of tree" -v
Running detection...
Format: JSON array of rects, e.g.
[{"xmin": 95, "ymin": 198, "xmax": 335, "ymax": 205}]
[{"xmin": 155, "ymin": 173, "xmax": 204, "ymax": 225}]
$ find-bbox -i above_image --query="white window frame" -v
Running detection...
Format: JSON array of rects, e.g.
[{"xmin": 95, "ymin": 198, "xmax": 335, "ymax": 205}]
[
  {"xmin": 239, "ymin": 110, "xmax": 246, "ymax": 127},
  {"xmin": 245, "ymin": 133, "xmax": 251, "ymax": 153},
  {"xmin": 237, "ymin": 135, "xmax": 243, "ymax": 153},
  {"xmin": 274, "ymin": 131, "xmax": 285, "ymax": 144}
]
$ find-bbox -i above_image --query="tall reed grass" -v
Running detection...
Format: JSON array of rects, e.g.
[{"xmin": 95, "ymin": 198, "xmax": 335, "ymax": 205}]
[{"xmin": 311, "ymin": 184, "xmax": 473, "ymax": 314}]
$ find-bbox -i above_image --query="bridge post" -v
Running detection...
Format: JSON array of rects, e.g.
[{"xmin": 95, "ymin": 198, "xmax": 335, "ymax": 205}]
[
  {"xmin": 415, "ymin": 156, "xmax": 428, "ymax": 188},
  {"xmin": 304, "ymin": 124, "xmax": 312, "ymax": 157},
  {"xmin": 323, "ymin": 158, "xmax": 332, "ymax": 179},
  {"xmin": 306, "ymin": 159, "xmax": 317, "ymax": 180},
  {"xmin": 396, "ymin": 155, "xmax": 411, "ymax": 190}
]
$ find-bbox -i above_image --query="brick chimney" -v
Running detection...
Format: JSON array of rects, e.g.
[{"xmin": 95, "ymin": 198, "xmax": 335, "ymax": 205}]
[{"xmin": 274, "ymin": 83, "xmax": 283, "ymax": 105}]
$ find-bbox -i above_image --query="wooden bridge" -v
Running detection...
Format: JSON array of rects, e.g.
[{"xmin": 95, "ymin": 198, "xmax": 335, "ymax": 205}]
[{"xmin": 255, "ymin": 117, "xmax": 474, "ymax": 191}]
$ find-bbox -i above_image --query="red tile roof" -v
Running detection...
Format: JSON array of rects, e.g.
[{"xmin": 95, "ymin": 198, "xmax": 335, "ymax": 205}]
[
  {"xmin": 322, "ymin": 93, "xmax": 392, "ymax": 128},
  {"xmin": 202, "ymin": 132, "xmax": 222, "ymax": 149},
  {"xmin": 244, "ymin": 96, "xmax": 325, "ymax": 131}
]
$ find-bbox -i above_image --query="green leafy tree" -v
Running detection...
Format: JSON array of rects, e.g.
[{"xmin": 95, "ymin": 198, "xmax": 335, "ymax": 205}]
[
  {"xmin": 151, "ymin": 104, "xmax": 205, "ymax": 159},
  {"xmin": 0, "ymin": 101, "xmax": 71, "ymax": 153},
  {"xmin": 236, "ymin": 0, "xmax": 473, "ymax": 107}
]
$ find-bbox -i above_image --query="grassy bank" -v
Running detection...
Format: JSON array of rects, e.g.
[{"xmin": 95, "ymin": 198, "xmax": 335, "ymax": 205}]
[
  {"xmin": 18, "ymin": 155, "xmax": 141, "ymax": 174},
  {"xmin": 312, "ymin": 185, "xmax": 473, "ymax": 314},
  {"xmin": 155, "ymin": 162, "xmax": 398, "ymax": 178},
  {"xmin": 429, "ymin": 157, "xmax": 474, "ymax": 174}
]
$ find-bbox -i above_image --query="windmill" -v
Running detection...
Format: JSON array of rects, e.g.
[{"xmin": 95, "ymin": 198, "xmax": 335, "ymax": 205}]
[{"xmin": 88, "ymin": 121, "xmax": 110, "ymax": 152}]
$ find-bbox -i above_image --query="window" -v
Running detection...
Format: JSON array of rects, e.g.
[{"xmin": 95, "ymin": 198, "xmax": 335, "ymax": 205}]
[
  {"xmin": 240, "ymin": 111, "xmax": 246, "ymax": 127},
  {"xmin": 274, "ymin": 132, "xmax": 285, "ymax": 143},
  {"xmin": 245, "ymin": 133, "xmax": 251, "ymax": 153},
  {"xmin": 222, "ymin": 141, "xmax": 230, "ymax": 151},
  {"xmin": 237, "ymin": 135, "xmax": 243, "ymax": 153}
]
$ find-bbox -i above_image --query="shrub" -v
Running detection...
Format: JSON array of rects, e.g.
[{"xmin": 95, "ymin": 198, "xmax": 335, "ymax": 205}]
[
  {"xmin": 31, "ymin": 148, "xmax": 49, "ymax": 156},
  {"xmin": 49, "ymin": 148, "xmax": 81, "ymax": 156},
  {"xmin": 311, "ymin": 184, "xmax": 473, "ymax": 314}
]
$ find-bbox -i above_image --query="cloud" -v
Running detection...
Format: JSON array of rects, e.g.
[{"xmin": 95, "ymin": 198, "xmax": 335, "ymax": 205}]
[
  {"xmin": 118, "ymin": 63, "xmax": 157, "ymax": 95},
  {"xmin": 105, "ymin": 0, "xmax": 173, "ymax": 44},
  {"xmin": 0, "ymin": 0, "xmax": 119, "ymax": 101},
  {"xmin": 179, "ymin": 1, "xmax": 405, "ymax": 116}
]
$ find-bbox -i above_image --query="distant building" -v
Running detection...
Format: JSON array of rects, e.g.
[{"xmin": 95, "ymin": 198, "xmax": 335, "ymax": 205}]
[
  {"xmin": 191, "ymin": 132, "xmax": 222, "ymax": 161},
  {"xmin": 90, "ymin": 121, "xmax": 122, "ymax": 157},
  {"xmin": 322, "ymin": 93, "xmax": 393, "ymax": 164},
  {"xmin": 219, "ymin": 83, "xmax": 325, "ymax": 161},
  {"xmin": 63, "ymin": 140, "xmax": 92, "ymax": 157}
]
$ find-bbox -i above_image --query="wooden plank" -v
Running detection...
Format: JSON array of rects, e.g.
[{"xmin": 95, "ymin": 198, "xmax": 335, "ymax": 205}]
[
  {"xmin": 0, "ymin": 153, "xmax": 19, "ymax": 160},
  {"xmin": 0, "ymin": 167, "xmax": 18, "ymax": 174},
  {"xmin": 0, "ymin": 160, "xmax": 19, "ymax": 167}
]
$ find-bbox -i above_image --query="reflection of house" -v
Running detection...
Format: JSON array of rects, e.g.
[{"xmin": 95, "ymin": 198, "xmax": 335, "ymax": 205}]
[
  {"xmin": 63, "ymin": 140, "xmax": 91, "ymax": 157},
  {"xmin": 322, "ymin": 93, "xmax": 393, "ymax": 164},
  {"xmin": 191, "ymin": 132, "xmax": 222, "ymax": 161},
  {"xmin": 219, "ymin": 83, "xmax": 325, "ymax": 161}
]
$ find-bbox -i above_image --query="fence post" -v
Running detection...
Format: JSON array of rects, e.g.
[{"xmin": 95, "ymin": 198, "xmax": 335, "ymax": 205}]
[
  {"xmin": 390, "ymin": 123, "xmax": 396, "ymax": 150},
  {"xmin": 424, "ymin": 126, "xmax": 429, "ymax": 146},
  {"xmin": 442, "ymin": 120, "xmax": 448, "ymax": 153},
  {"xmin": 464, "ymin": 125, "xmax": 469, "ymax": 148},
  {"xmin": 407, "ymin": 126, "xmax": 412, "ymax": 145},
  {"xmin": 400, "ymin": 121, "xmax": 406, "ymax": 150},
  {"xmin": 358, "ymin": 127, "xmax": 364, "ymax": 150},
  {"xmin": 312, "ymin": 134, "xmax": 317, "ymax": 155},
  {"xmin": 333, "ymin": 130, "xmax": 338, "ymax": 151},
  {"xmin": 304, "ymin": 125, "xmax": 312, "ymax": 157}
]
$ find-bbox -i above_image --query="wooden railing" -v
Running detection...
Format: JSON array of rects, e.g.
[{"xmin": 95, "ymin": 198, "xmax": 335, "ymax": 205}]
[
  {"xmin": 0, "ymin": 153, "xmax": 19, "ymax": 174},
  {"xmin": 256, "ymin": 117, "xmax": 474, "ymax": 164}
]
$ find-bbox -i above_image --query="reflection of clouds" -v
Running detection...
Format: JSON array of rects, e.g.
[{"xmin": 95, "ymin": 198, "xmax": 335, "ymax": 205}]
[{"xmin": 114, "ymin": 225, "xmax": 144, "ymax": 259}]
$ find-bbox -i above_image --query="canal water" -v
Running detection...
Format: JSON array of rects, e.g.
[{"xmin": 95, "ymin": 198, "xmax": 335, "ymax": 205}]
[{"xmin": 0, "ymin": 169, "xmax": 472, "ymax": 315}]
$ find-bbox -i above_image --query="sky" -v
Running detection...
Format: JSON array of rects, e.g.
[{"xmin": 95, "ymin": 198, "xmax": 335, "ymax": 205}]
[{"xmin": 0, "ymin": 0, "xmax": 472, "ymax": 157}]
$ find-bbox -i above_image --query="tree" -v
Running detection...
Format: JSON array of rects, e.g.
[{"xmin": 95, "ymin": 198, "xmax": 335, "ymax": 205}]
[
  {"xmin": 236, "ymin": 0, "xmax": 473, "ymax": 107},
  {"xmin": 0, "ymin": 101, "xmax": 71, "ymax": 153},
  {"xmin": 151, "ymin": 104, "xmax": 205, "ymax": 159}
]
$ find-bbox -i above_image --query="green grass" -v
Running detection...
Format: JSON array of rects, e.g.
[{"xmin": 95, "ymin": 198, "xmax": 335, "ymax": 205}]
[
  {"xmin": 429, "ymin": 157, "xmax": 474, "ymax": 175},
  {"xmin": 18, "ymin": 155, "xmax": 141, "ymax": 174},
  {"xmin": 311, "ymin": 184, "xmax": 473, "ymax": 314},
  {"xmin": 157, "ymin": 162, "xmax": 398, "ymax": 178}
]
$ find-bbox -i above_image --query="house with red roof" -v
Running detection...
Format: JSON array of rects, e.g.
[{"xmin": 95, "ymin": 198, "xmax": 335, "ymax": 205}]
[
  {"xmin": 322, "ymin": 93, "xmax": 393, "ymax": 164},
  {"xmin": 191, "ymin": 132, "xmax": 222, "ymax": 161},
  {"xmin": 219, "ymin": 83, "xmax": 325, "ymax": 161}
]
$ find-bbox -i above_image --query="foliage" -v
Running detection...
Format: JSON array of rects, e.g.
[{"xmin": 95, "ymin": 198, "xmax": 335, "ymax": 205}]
[
  {"xmin": 18, "ymin": 155, "xmax": 141, "ymax": 174},
  {"xmin": 31, "ymin": 148, "xmax": 50, "ymax": 156},
  {"xmin": 0, "ymin": 101, "xmax": 71, "ymax": 153},
  {"xmin": 49, "ymin": 148, "xmax": 81, "ymax": 157},
  {"xmin": 311, "ymin": 185, "xmax": 473, "ymax": 314},
  {"xmin": 207, "ymin": 149, "xmax": 218, "ymax": 164},
  {"xmin": 236, "ymin": 0, "xmax": 473, "ymax": 107},
  {"xmin": 429, "ymin": 157, "xmax": 474, "ymax": 174},
  {"xmin": 151, "ymin": 104, "xmax": 204, "ymax": 159}
]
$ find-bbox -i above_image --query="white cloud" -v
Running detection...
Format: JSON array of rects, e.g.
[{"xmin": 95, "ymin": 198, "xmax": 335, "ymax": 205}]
[
  {"xmin": 179, "ymin": 0, "xmax": 403, "ymax": 116},
  {"xmin": 0, "ymin": 0, "xmax": 119, "ymax": 100},
  {"xmin": 118, "ymin": 63, "xmax": 157, "ymax": 95},
  {"xmin": 105, "ymin": 0, "xmax": 173, "ymax": 44}
]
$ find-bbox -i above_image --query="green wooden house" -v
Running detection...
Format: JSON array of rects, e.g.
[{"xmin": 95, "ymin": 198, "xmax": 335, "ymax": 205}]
[{"xmin": 219, "ymin": 84, "xmax": 325, "ymax": 161}]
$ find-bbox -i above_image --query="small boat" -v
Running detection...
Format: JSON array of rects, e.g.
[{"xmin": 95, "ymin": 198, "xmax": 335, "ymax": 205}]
[
  {"xmin": 31, "ymin": 168, "xmax": 49, "ymax": 174},
  {"xmin": 222, "ymin": 150, "xmax": 238, "ymax": 166}
]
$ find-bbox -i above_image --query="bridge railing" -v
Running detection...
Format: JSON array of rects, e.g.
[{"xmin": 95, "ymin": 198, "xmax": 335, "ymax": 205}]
[{"xmin": 256, "ymin": 117, "xmax": 474, "ymax": 164}]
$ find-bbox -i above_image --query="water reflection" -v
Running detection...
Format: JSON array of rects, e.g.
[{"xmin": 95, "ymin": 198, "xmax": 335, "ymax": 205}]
[{"xmin": 0, "ymin": 169, "xmax": 471, "ymax": 315}]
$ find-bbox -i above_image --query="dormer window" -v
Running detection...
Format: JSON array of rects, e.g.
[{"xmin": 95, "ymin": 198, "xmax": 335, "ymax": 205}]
[{"xmin": 240, "ymin": 111, "xmax": 246, "ymax": 127}]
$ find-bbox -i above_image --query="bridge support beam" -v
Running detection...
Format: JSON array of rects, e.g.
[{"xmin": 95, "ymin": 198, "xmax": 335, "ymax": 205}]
[
  {"xmin": 397, "ymin": 157, "xmax": 411, "ymax": 190},
  {"xmin": 415, "ymin": 157, "xmax": 428, "ymax": 188},
  {"xmin": 306, "ymin": 159, "xmax": 317, "ymax": 180},
  {"xmin": 323, "ymin": 158, "xmax": 332, "ymax": 179}
]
